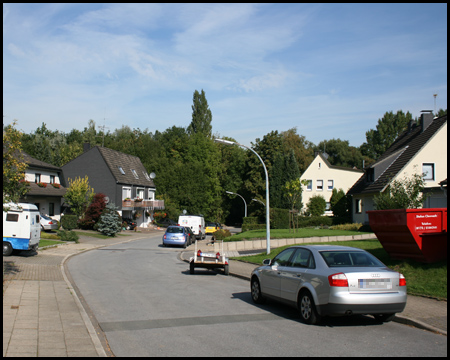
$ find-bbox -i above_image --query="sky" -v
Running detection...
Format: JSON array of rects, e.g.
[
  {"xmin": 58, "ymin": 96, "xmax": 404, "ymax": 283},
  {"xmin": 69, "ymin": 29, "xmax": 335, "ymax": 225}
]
[{"xmin": 3, "ymin": 3, "xmax": 447, "ymax": 148}]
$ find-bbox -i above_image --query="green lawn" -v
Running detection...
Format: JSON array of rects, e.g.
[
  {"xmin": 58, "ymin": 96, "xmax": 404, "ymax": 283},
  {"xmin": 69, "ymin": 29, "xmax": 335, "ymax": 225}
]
[
  {"xmin": 225, "ymin": 228, "xmax": 372, "ymax": 241},
  {"xmin": 233, "ymin": 239, "xmax": 447, "ymax": 300}
]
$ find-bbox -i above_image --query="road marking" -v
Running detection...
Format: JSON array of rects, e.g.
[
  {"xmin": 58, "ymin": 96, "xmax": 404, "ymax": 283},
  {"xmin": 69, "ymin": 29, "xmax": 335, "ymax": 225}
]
[{"xmin": 100, "ymin": 313, "xmax": 285, "ymax": 332}]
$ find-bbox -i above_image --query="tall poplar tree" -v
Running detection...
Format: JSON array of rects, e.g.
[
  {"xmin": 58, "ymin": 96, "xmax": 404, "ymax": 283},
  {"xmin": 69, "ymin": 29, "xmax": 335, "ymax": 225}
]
[{"xmin": 187, "ymin": 89, "xmax": 212, "ymax": 137}]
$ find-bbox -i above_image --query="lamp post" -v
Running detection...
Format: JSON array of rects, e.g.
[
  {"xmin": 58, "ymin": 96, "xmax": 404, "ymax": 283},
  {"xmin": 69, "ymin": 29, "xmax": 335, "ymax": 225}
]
[
  {"xmin": 215, "ymin": 138, "xmax": 271, "ymax": 254},
  {"xmin": 226, "ymin": 191, "xmax": 247, "ymax": 218}
]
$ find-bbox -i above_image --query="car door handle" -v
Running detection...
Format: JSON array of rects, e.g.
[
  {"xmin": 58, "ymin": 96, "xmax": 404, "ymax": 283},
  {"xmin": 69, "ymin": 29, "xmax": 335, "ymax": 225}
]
[{"xmin": 296, "ymin": 274, "xmax": 302, "ymax": 277}]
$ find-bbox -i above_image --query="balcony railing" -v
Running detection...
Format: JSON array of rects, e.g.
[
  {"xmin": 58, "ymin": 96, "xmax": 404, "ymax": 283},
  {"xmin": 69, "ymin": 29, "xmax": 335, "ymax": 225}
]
[{"xmin": 122, "ymin": 199, "xmax": 165, "ymax": 210}]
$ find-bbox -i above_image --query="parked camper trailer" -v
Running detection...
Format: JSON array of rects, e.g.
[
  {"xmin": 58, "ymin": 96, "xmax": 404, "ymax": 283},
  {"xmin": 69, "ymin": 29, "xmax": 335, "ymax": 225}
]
[{"xmin": 3, "ymin": 203, "xmax": 40, "ymax": 256}]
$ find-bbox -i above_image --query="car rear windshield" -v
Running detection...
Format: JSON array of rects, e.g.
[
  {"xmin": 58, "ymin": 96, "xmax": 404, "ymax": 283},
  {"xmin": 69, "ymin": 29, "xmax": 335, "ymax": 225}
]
[
  {"xmin": 320, "ymin": 251, "xmax": 384, "ymax": 267},
  {"xmin": 167, "ymin": 227, "xmax": 184, "ymax": 233},
  {"xmin": 206, "ymin": 222, "xmax": 216, "ymax": 227}
]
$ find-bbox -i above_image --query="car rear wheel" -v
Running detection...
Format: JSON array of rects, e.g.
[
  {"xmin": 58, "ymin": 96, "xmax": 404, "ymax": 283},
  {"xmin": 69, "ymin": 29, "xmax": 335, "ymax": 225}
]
[
  {"xmin": 298, "ymin": 290, "xmax": 321, "ymax": 325},
  {"xmin": 251, "ymin": 277, "xmax": 266, "ymax": 304}
]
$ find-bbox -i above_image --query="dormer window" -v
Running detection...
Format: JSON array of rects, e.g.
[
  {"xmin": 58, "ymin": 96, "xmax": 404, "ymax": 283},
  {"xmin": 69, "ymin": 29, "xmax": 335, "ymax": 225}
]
[
  {"xmin": 118, "ymin": 166, "xmax": 125, "ymax": 175},
  {"xmin": 131, "ymin": 169, "xmax": 139, "ymax": 179}
]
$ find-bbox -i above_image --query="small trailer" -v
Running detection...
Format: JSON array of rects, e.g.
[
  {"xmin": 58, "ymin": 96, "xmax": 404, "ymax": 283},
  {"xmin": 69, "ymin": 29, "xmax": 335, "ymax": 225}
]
[{"xmin": 189, "ymin": 240, "xmax": 229, "ymax": 275}]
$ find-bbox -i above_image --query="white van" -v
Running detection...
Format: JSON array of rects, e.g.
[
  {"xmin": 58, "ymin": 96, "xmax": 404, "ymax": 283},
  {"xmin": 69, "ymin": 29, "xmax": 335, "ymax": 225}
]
[
  {"xmin": 178, "ymin": 215, "xmax": 205, "ymax": 240},
  {"xmin": 3, "ymin": 203, "xmax": 41, "ymax": 256}
]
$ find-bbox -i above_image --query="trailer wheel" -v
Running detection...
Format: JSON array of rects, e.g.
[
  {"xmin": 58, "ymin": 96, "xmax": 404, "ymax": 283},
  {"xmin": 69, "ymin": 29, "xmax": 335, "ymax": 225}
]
[
  {"xmin": 189, "ymin": 261, "xmax": 195, "ymax": 274},
  {"xmin": 3, "ymin": 242, "xmax": 13, "ymax": 256},
  {"xmin": 223, "ymin": 264, "xmax": 229, "ymax": 276}
]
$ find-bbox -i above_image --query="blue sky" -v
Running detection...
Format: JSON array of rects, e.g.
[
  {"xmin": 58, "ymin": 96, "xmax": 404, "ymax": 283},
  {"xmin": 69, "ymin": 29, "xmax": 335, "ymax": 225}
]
[{"xmin": 3, "ymin": 3, "xmax": 447, "ymax": 147}]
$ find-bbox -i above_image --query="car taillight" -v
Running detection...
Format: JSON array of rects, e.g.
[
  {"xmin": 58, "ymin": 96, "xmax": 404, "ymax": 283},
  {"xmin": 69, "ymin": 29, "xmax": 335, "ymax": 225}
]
[
  {"xmin": 163, "ymin": 235, "xmax": 166, "ymax": 240},
  {"xmin": 49, "ymin": 221, "xmax": 54, "ymax": 224},
  {"xmin": 399, "ymin": 273, "xmax": 406, "ymax": 286},
  {"xmin": 328, "ymin": 273, "xmax": 348, "ymax": 287}
]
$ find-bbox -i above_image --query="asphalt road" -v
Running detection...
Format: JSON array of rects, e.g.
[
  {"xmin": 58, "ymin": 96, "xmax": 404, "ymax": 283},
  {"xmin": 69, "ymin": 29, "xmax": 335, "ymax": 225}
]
[{"xmin": 67, "ymin": 233, "xmax": 447, "ymax": 357}]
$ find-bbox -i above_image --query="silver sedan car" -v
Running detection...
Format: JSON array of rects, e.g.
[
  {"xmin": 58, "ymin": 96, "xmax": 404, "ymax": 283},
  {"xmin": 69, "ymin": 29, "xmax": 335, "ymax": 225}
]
[{"xmin": 250, "ymin": 245, "xmax": 407, "ymax": 325}]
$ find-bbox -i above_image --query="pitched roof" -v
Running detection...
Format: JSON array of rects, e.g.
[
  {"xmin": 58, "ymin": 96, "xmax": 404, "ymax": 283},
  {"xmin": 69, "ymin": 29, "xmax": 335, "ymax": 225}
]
[
  {"xmin": 96, "ymin": 146, "xmax": 155, "ymax": 188},
  {"xmin": 314, "ymin": 152, "xmax": 364, "ymax": 173},
  {"xmin": 348, "ymin": 114, "xmax": 447, "ymax": 195},
  {"xmin": 17, "ymin": 151, "xmax": 62, "ymax": 171}
]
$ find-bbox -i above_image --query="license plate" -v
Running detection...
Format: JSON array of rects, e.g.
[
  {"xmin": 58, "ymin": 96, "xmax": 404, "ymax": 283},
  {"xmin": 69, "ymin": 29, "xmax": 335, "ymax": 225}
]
[{"xmin": 359, "ymin": 279, "xmax": 392, "ymax": 289}]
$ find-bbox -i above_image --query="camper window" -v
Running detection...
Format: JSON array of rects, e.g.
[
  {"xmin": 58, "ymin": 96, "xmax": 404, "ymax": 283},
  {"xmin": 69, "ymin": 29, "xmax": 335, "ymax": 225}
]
[{"xmin": 6, "ymin": 214, "xmax": 19, "ymax": 222}]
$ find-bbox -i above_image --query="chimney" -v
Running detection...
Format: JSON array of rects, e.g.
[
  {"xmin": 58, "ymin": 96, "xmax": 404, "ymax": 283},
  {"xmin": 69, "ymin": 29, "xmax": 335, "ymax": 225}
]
[
  {"xmin": 420, "ymin": 111, "xmax": 434, "ymax": 133},
  {"xmin": 407, "ymin": 119, "xmax": 415, "ymax": 133},
  {"xmin": 83, "ymin": 143, "xmax": 91, "ymax": 153}
]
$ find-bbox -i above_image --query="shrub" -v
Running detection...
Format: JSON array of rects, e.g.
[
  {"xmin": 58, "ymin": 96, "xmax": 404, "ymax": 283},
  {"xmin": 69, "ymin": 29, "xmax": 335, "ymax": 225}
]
[
  {"xmin": 78, "ymin": 193, "xmax": 107, "ymax": 230},
  {"xmin": 61, "ymin": 215, "xmax": 78, "ymax": 230},
  {"xmin": 306, "ymin": 195, "xmax": 327, "ymax": 216},
  {"xmin": 213, "ymin": 229, "xmax": 232, "ymax": 240},
  {"xmin": 97, "ymin": 203, "xmax": 122, "ymax": 237},
  {"xmin": 330, "ymin": 223, "xmax": 363, "ymax": 231},
  {"xmin": 297, "ymin": 216, "xmax": 333, "ymax": 228},
  {"xmin": 270, "ymin": 208, "xmax": 289, "ymax": 229},
  {"xmin": 57, "ymin": 229, "xmax": 79, "ymax": 242}
]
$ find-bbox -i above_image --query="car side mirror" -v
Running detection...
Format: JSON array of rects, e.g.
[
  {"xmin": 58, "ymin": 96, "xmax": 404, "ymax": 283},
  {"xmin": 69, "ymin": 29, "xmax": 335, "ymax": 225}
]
[{"xmin": 263, "ymin": 258, "xmax": 271, "ymax": 266}]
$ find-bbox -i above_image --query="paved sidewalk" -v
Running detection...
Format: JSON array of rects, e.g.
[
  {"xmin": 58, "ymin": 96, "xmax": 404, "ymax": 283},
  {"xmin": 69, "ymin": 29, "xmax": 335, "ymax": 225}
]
[
  {"xmin": 3, "ymin": 232, "xmax": 446, "ymax": 357},
  {"xmin": 3, "ymin": 231, "xmax": 154, "ymax": 357}
]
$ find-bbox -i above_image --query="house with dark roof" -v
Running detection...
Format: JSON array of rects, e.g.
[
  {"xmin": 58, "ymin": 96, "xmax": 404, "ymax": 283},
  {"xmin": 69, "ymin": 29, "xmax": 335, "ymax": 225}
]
[
  {"xmin": 300, "ymin": 152, "xmax": 363, "ymax": 215},
  {"xmin": 348, "ymin": 113, "xmax": 447, "ymax": 224},
  {"xmin": 19, "ymin": 152, "xmax": 67, "ymax": 221},
  {"xmin": 61, "ymin": 145, "xmax": 164, "ymax": 228}
]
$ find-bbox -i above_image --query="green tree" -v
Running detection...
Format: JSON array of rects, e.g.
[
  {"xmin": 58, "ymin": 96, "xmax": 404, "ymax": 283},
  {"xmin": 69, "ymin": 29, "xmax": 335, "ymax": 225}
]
[
  {"xmin": 283, "ymin": 179, "xmax": 303, "ymax": 232},
  {"xmin": 187, "ymin": 89, "xmax": 212, "ymax": 137},
  {"xmin": 315, "ymin": 138, "xmax": 364, "ymax": 168},
  {"xmin": 307, "ymin": 194, "xmax": 326, "ymax": 217},
  {"xmin": 330, "ymin": 188, "xmax": 349, "ymax": 218},
  {"xmin": 3, "ymin": 120, "xmax": 29, "ymax": 208},
  {"xmin": 97, "ymin": 203, "xmax": 122, "ymax": 236},
  {"xmin": 64, "ymin": 176, "xmax": 95, "ymax": 218},
  {"xmin": 361, "ymin": 110, "xmax": 413, "ymax": 160},
  {"xmin": 373, "ymin": 171, "xmax": 428, "ymax": 210}
]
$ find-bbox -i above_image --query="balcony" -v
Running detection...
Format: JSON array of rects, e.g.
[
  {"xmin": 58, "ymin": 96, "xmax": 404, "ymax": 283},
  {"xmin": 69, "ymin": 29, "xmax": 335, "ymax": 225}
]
[{"xmin": 122, "ymin": 199, "xmax": 165, "ymax": 210}]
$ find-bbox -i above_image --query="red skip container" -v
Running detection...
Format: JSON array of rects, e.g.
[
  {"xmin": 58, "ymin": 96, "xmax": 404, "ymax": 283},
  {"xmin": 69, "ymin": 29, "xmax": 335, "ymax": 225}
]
[{"xmin": 367, "ymin": 208, "xmax": 447, "ymax": 263}]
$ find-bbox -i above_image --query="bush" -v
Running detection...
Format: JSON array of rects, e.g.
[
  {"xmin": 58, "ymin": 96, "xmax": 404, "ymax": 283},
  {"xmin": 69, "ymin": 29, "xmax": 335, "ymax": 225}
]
[
  {"xmin": 61, "ymin": 215, "xmax": 78, "ymax": 230},
  {"xmin": 97, "ymin": 203, "xmax": 122, "ymax": 237},
  {"xmin": 306, "ymin": 195, "xmax": 327, "ymax": 216},
  {"xmin": 212, "ymin": 229, "xmax": 232, "ymax": 240},
  {"xmin": 57, "ymin": 229, "xmax": 79, "ymax": 242},
  {"xmin": 297, "ymin": 216, "xmax": 333, "ymax": 228},
  {"xmin": 78, "ymin": 193, "xmax": 107, "ymax": 230},
  {"xmin": 270, "ymin": 208, "xmax": 289, "ymax": 229},
  {"xmin": 330, "ymin": 223, "xmax": 363, "ymax": 231}
]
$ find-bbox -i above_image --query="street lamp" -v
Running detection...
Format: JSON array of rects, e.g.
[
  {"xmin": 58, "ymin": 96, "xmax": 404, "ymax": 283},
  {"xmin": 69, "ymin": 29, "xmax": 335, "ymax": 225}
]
[
  {"xmin": 252, "ymin": 198, "xmax": 265, "ymax": 206},
  {"xmin": 226, "ymin": 191, "xmax": 247, "ymax": 218},
  {"xmin": 215, "ymin": 138, "xmax": 271, "ymax": 254}
]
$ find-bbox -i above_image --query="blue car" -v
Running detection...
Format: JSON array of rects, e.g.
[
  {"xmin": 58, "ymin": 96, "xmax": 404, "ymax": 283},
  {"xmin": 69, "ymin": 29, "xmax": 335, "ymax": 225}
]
[{"xmin": 162, "ymin": 226, "xmax": 190, "ymax": 248}]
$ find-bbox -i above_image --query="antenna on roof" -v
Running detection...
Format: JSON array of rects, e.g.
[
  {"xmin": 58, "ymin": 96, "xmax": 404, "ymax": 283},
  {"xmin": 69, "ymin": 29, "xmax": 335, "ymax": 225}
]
[
  {"xmin": 433, "ymin": 93, "xmax": 438, "ymax": 117},
  {"xmin": 98, "ymin": 111, "xmax": 109, "ymax": 147}
]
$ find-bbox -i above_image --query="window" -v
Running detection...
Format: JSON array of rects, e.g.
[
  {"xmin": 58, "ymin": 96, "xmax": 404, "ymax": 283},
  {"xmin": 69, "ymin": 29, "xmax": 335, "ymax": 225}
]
[
  {"xmin": 355, "ymin": 199, "xmax": 362, "ymax": 214},
  {"xmin": 422, "ymin": 163, "xmax": 435, "ymax": 181},
  {"xmin": 6, "ymin": 213, "xmax": 19, "ymax": 222},
  {"xmin": 118, "ymin": 166, "xmax": 126, "ymax": 175},
  {"xmin": 290, "ymin": 248, "xmax": 315, "ymax": 269},
  {"xmin": 136, "ymin": 188, "xmax": 145, "ymax": 199},
  {"xmin": 316, "ymin": 180, "xmax": 323, "ymax": 191},
  {"xmin": 35, "ymin": 174, "xmax": 41, "ymax": 183},
  {"xmin": 49, "ymin": 203, "xmax": 55, "ymax": 216},
  {"xmin": 272, "ymin": 248, "xmax": 296, "ymax": 267},
  {"xmin": 131, "ymin": 169, "xmax": 139, "ymax": 179},
  {"xmin": 306, "ymin": 180, "xmax": 312, "ymax": 191},
  {"xmin": 122, "ymin": 187, "xmax": 132, "ymax": 200},
  {"xmin": 50, "ymin": 175, "xmax": 55, "ymax": 184},
  {"xmin": 327, "ymin": 180, "xmax": 334, "ymax": 191},
  {"xmin": 143, "ymin": 171, "xmax": 150, "ymax": 180},
  {"xmin": 148, "ymin": 190, "xmax": 155, "ymax": 201}
]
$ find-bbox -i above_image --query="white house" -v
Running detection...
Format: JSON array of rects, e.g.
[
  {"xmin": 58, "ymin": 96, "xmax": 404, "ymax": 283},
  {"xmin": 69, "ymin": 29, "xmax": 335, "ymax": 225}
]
[
  {"xmin": 348, "ymin": 113, "xmax": 447, "ymax": 224},
  {"xmin": 300, "ymin": 152, "xmax": 364, "ymax": 215}
]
